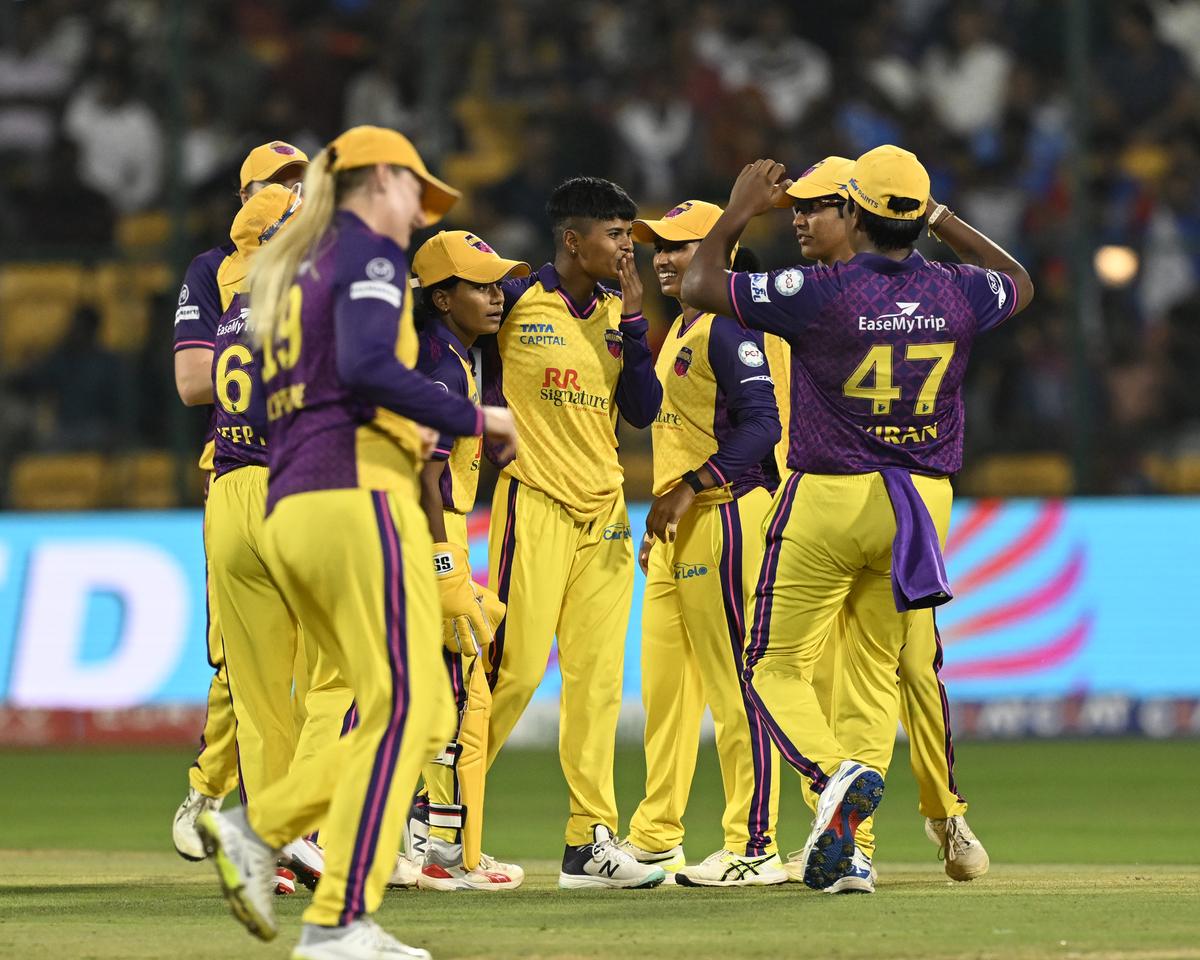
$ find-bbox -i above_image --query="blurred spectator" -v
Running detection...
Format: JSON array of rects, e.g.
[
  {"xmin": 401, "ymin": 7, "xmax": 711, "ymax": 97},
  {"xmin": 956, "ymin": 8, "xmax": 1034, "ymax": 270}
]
[
  {"xmin": 720, "ymin": 5, "xmax": 832, "ymax": 129},
  {"xmin": 182, "ymin": 85, "xmax": 235, "ymax": 190},
  {"xmin": 1096, "ymin": 2, "xmax": 1191, "ymax": 139},
  {"xmin": 63, "ymin": 62, "xmax": 163, "ymax": 213},
  {"xmin": 614, "ymin": 72, "xmax": 695, "ymax": 202},
  {"xmin": 920, "ymin": 5, "xmax": 1012, "ymax": 143},
  {"xmin": 1152, "ymin": 0, "xmax": 1200, "ymax": 77},
  {"xmin": 7, "ymin": 138, "xmax": 115, "ymax": 247},
  {"xmin": 7, "ymin": 307, "xmax": 121, "ymax": 452},
  {"xmin": 343, "ymin": 43, "xmax": 421, "ymax": 133}
]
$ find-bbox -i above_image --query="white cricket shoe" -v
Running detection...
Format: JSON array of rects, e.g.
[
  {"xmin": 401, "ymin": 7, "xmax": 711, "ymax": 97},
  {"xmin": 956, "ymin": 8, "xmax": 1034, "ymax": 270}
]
[
  {"xmin": 404, "ymin": 804, "xmax": 429, "ymax": 864},
  {"xmin": 798, "ymin": 760, "xmax": 885, "ymax": 890},
  {"xmin": 281, "ymin": 837, "xmax": 325, "ymax": 891},
  {"xmin": 292, "ymin": 917, "xmax": 431, "ymax": 959},
  {"xmin": 417, "ymin": 837, "xmax": 523, "ymax": 891},
  {"xmin": 172, "ymin": 786, "xmax": 222, "ymax": 861},
  {"xmin": 196, "ymin": 807, "xmax": 278, "ymax": 941},
  {"xmin": 825, "ymin": 849, "xmax": 875, "ymax": 894},
  {"xmin": 926, "ymin": 815, "xmax": 990, "ymax": 881},
  {"xmin": 387, "ymin": 853, "xmax": 420, "ymax": 889},
  {"xmin": 675, "ymin": 849, "xmax": 787, "ymax": 887},
  {"xmin": 558, "ymin": 825, "xmax": 666, "ymax": 889},
  {"xmin": 616, "ymin": 838, "xmax": 686, "ymax": 883}
]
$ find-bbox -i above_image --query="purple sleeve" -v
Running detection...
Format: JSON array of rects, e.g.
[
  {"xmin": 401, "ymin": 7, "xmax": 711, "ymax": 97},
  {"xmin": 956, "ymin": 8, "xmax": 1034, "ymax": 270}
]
[
  {"xmin": 416, "ymin": 337, "xmax": 470, "ymax": 462},
  {"xmin": 500, "ymin": 274, "xmax": 538, "ymax": 320},
  {"xmin": 728, "ymin": 264, "xmax": 831, "ymax": 343},
  {"xmin": 613, "ymin": 312, "xmax": 662, "ymax": 428},
  {"xmin": 704, "ymin": 318, "xmax": 781, "ymax": 485},
  {"xmin": 333, "ymin": 288, "xmax": 482, "ymax": 440},
  {"xmin": 173, "ymin": 247, "xmax": 227, "ymax": 351},
  {"xmin": 945, "ymin": 262, "xmax": 1019, "ymax": 332}
]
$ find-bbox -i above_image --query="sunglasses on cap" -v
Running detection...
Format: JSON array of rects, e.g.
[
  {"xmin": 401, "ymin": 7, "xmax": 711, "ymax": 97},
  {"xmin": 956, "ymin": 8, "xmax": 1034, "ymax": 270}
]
[{"xmin": 792, "ymin": 197, "xmax": 845, "ymax": 216}]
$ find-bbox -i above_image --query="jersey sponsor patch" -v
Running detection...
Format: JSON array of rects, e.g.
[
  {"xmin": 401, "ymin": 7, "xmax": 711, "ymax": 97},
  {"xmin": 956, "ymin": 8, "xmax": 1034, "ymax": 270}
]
[
  {"xmin": 749, "ymin": 272, "xmax": 770, "ymax": 303},
  {"xmin": 365, "ymin": 257, "xmax": 396, "ymax": 282},
  {"xmin": 348, "ymin": 279, "xmax": 402, "ymax": 307},
  {"xmin": 737, "ymin": 340, "xmax": 765, "ymax": 367},
  {"xmin": 175, "ymin": 305, "xmax": 200, "ymax": 325},
  {"xmin": 987, "ymin": 269, "xmax": 1007, "ymax": 310},
  {"xmin": 178, "ymin": 284, "xmax": 190, "ymax": 306},
  {"xmin": 774, "ymin": 268, "xmax": 804, "ymax": 296}
]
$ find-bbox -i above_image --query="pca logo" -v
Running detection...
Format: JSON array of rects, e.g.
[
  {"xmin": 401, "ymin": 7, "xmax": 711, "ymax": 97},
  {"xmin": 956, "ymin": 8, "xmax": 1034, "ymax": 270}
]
[
  {"xmin": 673, "ymin": 562, "xmax": 709, "ymax": 580},
  {"xmin": 603, "ymin": 523, "xmax": 631, "ymax": 541},
  {"xmin": 774, "ymin": 269, "xmax": 804, "ymax": 296},
  {"xmin": 673, "ymin": 346, "xmax": 693, "ymax": 377},
  {"xmin": 605, "ymin": 328, "xmax": 623, "ymax": 359},
  {"xmin": 365, "ymin": 257, "xmax": 395, "ymax": 282},
  {"xmin": 737, "ymin": 341, "xmax": 765, "ymax": 367}
]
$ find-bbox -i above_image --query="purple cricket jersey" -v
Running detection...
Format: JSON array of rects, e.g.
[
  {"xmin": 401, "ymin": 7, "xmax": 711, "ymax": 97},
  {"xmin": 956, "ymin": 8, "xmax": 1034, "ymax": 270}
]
[
  {"xmin": 416, "ymin": 320, "xmax": 478, "ymax": 513},
  {"xmin": 211, "ymin": 292, "xmax": 268, "ymax": 477},
  {"xmin": 263, "ymin": 211, "xmax": 481, "ymax": 513},
  {"xmin": 729, "ymin": 251, "xmax": 1018, "ymax": 475}
]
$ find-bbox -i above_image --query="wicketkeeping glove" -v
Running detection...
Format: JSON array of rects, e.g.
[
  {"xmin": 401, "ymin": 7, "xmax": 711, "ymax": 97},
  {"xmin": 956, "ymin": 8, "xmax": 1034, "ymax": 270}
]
[{"xmin": 432, "ymin": 542, "xmax": 506, "ymax": 655}]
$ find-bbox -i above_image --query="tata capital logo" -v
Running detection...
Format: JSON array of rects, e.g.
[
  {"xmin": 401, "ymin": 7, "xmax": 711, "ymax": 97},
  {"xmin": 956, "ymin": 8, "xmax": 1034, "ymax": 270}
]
[
  {"xmin": 519, "ymin": 322, "xmax": 566, "ymax": 346},
  {"xmin": 673, "ymin": 562, "xmax": 709, "ymax": 580},
  {"xmin": 603, "ymin": 523, "xmax": 631, "ymax": 541}
]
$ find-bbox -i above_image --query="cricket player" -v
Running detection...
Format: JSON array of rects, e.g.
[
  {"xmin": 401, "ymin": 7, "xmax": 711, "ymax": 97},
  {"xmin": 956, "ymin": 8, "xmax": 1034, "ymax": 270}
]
[
  {"xmin": 207, "ymin": 183, "xmax": 350, "ymax": 895},
  {"xmin": 480, "ymin": 177, "xmax": 666, "ymax": 889},
  {"xmin": 618, "ymin": 200, "xmax": 785, "ymax": 887},
  {"xmin": 196, "ymin": 126, "xmax": 518, "ymax": 960},
  {"xmin": 784, "ymin": 156, "xmax": 989, "ymax": 883},
  {"xmin": 171, "ymin": 141, "xmax": 308, "ymax": 862},
  {"xmin": 407, "ymin": 230, "xmax": 530, "ymax": 891},
  {"xmin": 680, "ymin": 146, "xmax": 1032, "ymax": 892}
]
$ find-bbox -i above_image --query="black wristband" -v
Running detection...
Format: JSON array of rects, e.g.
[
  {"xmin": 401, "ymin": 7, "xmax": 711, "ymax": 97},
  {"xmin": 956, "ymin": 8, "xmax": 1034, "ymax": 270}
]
[{"xmin": 682, "ymin": 470, "xmax": 706, "ymax": 495}]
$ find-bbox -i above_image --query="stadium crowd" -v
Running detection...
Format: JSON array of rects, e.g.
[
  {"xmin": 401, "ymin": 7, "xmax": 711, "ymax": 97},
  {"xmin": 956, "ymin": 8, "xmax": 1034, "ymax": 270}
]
[{"xmin": 1, "ymin": 0, "xmax": 1199, "ymax": 502}]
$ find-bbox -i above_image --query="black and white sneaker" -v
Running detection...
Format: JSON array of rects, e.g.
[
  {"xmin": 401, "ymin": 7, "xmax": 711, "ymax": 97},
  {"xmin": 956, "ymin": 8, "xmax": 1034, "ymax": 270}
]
[{"xmin": 558, "ymin": 825, "xmax": 666, "ymax": 889}]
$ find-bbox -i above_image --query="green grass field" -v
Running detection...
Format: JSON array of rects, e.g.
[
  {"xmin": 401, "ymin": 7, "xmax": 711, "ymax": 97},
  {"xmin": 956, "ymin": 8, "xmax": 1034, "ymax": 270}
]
[{"xmin": 2, "ymin": 740, "xmax": 1198, "ymax": 959}]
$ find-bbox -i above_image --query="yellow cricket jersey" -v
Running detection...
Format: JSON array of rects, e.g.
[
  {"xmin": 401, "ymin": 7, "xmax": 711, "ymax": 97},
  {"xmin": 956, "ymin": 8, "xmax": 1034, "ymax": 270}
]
[
  {"xmin": 417, "ymin": 321, "xmax": 482, "ymax": 514},
  {"xmin": 652, "ymin": 311, "xmax": 780, "ymax": 504},
  {"xmin": 486, "ymin": 264, "xmax": 661, "ymax": 522},
  {"xmin": 763, "ymin": 334, "xmax": 791, "ymax": 479}
]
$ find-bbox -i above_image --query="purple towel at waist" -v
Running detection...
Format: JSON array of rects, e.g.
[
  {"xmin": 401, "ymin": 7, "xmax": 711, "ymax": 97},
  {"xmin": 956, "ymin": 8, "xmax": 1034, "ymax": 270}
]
[{"xmin": 880, "ymin": 468, "xmax": 953, "ymax": 612}]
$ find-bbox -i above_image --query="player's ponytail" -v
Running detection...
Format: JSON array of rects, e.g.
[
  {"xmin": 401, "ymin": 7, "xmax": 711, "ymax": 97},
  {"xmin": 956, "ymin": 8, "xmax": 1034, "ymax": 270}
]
[{"xmin": 249, "ymin": 146, "xmax": 338, "ymax": 347}]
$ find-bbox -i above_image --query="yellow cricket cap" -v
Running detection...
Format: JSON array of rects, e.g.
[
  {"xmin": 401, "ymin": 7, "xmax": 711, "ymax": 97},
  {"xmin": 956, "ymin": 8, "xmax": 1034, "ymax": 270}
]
[
  {"xmin": 841, "ymin": 145, "xmax": 930, "ymax": 220},
  {"xmin": 328, "ymin": 125, "xmax": 461, "ymax": 225},
  {"xmin": 229, "ymin": 183, "xmax": 301, "ymax": 258},
  {"xmin": 632, "ymin": 200, "xmax": 724, "ymax": 244},
  {"xmin": 787, "ymin": 156, "xmax": 855, "ymax": 200},
  {"xmin": 413, "ymin": 230, "xmax": 530, "ymax": 287},
  {"xmin": 239, "ymin": 141, "xmax": 309, "ymax": 190}
]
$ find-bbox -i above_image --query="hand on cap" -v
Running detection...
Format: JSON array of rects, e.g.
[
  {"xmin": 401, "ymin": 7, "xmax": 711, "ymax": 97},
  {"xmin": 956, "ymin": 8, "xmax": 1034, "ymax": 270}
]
[{"xmin": 727, "ymin": 159, "xmax": 790, "ymax": 220}]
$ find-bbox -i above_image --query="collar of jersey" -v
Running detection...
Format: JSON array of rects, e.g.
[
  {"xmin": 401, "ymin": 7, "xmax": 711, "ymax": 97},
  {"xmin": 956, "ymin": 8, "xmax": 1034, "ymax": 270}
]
[
  {"xmin": 676, "ymin": 310, "xmax": 712, "ymax": 337},
  {"xmin": 431, "ymin": 318, "xmax": 471, "ymax": 362},
  {"xmin": 848, "ymin": 250, "xmax": 927, "ymax": 275},
  {"xmin": 536, "ymin": 263, "xmax": 604, "ymax": 319},
  {"xmin": 333, "ymin": 209, "xmax": 407, "ymax": 260}
]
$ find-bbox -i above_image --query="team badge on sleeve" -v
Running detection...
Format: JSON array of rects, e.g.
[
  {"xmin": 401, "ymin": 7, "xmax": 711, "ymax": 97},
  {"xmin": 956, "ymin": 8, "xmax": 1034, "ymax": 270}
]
[
  {"xmin": 749, "ymin": 272, "xmax": 770, "ymax": 303},
  {"xmin": 605, "ymin": 328, "xmax": 623, "ymax": 359},
  {"xmin": 986, "ymin": 269, "xmax": 1007, "ymax": 310},
  {"xmin": 774, "ymin": 269, "xmax": 804, "ymax": 296},
  {"xmin": 178, "ymin": 284, "xmax": 190, "ymax": 305},
  {"xmin": 365, "ymin": 257, "xmax": 396, "ymax": 282},
  {"xmin": 673, "ymin": 346, "xmax": 693, "ymax": 377},
  {"xmin": 737, "ymin": 341, "xmax": 765, "ymax": 367}
]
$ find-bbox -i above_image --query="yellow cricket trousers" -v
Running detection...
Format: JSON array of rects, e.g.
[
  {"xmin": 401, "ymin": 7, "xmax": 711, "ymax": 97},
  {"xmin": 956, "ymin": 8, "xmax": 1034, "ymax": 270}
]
[
  {"xmin": 743, "ymin": 472, "xmax": 953, "ymax": 843},
  {"xmin": 250, "ymin": 488, "xmax": 454, "ymax": 927},
  {"xmin": 206, "ymin": 466, "xmax": 354, "ymax": 818},
  {"xmin": 423, "ymin": 510, "xmax": 475, "ymax": 844},
  {"xmin": 189, "ymin": 476, "xmax": 239, "ymax": 800},
  {"xmin": 629, "ymin": 489, "xmax": 780, "ymax": 857},
  {"xmin": 485, "ymin": 475, "xmax": 634, "ymax": 846}
]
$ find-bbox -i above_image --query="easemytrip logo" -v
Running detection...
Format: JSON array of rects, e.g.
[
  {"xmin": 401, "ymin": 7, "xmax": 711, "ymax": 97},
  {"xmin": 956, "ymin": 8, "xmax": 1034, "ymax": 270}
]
[
  {"xmin": 603, "ymin": 523, "xmax": 631, "ymax": 541},
  {"xmin": 673, "ymin": 562, "xmax": 709, "ymax": 580},
  {"xmin": 519, "ymin": 322, "xmax": 566, "ymax": 347},
  {"xmin": 540, "ymin": 368, "xmax": 610, "ymax": 412},
  {"xmin": 857, "ymin": 302, "xmax": 946, "ymax": 333}
]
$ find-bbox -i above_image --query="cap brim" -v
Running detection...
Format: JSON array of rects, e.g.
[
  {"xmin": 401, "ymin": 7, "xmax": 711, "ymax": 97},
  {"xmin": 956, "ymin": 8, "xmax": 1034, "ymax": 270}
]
[
  {"xmin": 243, "ymin": 159, "xmax": 308, "ymax": 190},
  {"xmin": 632, "ymin": 219, "xmax": 704, "ymax": 244},
  {"xmin": 786, "ymin": 177, "xmax": 845, "ymax": 200},
  {"xmin": 417, "ymin": 171, "xmax": 462, "ymax": 226},
  {"xmin": 458, "ymin": 258, "xmax": 531, "ymax": 284}
]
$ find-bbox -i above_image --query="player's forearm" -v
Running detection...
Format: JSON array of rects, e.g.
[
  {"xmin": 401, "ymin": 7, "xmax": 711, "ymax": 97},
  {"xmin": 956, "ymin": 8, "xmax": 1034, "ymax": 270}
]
[
  {"xmin": 614, "ymin": 313, "xmax": 663, "ymax": 428},
  {"xmin": 705, "ymin": 409, "xmax": 781, "ymax": 486},
  {"xmin": 681, "ymin": 210, "xmax": 749, "ymax": 315},
  {"xmin": 174, "ymin": 348, "xmax": 214, "ymax": 406},
  {"xmin": 932, "ymin": 209, "xmax": 1035, "ymax": 312},
  {"xmin": 419, "ymin": 461, "xmax": 450, "ymax": 542}
]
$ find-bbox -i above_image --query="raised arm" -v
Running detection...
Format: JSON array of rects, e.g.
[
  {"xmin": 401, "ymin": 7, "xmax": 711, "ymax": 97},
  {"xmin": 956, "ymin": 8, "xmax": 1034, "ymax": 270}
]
[
  {"xmin": 681, "ymin": 159, "xmax": 791, "ymax": 317},
  {"xmin": 928, "ymin": 198, "xmax": 1034, "ymax": 315},
  {"xmin": 612, "ymin": 250, "xmax": 662, "ymax": 428}
]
